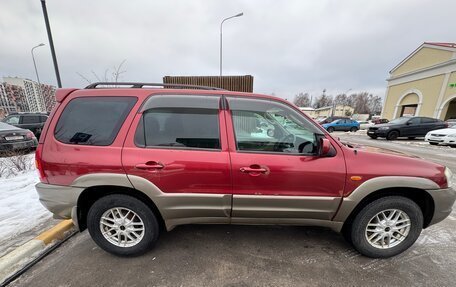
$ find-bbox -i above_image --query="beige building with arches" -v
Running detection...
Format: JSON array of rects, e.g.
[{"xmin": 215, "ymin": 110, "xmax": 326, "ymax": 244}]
[{"xmin": 381, "ymin": 42, "xmax": 456, "ymax": 121}]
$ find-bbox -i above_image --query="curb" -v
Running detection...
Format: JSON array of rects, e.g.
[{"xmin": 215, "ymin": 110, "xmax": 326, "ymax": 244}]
[{"xmin": 0, "ymin": 220, "xmax": 74, "ymax": 284}]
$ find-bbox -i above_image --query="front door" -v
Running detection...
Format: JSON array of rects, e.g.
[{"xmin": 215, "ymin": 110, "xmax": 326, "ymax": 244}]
[
  {"xmin": 122, "ymin": 94, "xmax": 232, "ymax": 226},
  {"xmin": 226, "ymin": 97, "xmax": 346, "ymax": 222}
]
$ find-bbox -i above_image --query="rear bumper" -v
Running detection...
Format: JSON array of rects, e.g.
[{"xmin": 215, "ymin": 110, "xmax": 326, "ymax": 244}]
[
  {"xmin": 35, "ymin": 182, "xmax": 84, "ymax": 228},
  {"xmin": 0, "ymin": 139, "xmax": 38, "ymax": 151},
  {"xmin": 427, "ymin": 187, "xmax": 456, "ymax": 226}
]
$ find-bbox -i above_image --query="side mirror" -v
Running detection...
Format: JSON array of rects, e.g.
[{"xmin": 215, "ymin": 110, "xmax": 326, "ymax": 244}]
[
  {"xmin": 320, "ymin": 138, "xmax": 331, "ymax": 156},
  {"xmin": 406, "ymin": 121, "xmax": 412, "ymax": 125}
]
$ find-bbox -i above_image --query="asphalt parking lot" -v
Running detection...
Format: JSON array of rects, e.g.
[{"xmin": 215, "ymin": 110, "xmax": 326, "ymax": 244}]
[{"xmin": 10, "ymin": 134, "xmax": 456, "ymax": 287}]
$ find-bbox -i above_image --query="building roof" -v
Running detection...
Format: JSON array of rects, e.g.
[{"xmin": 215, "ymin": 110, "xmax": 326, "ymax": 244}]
[
  {"xmin": 390, "ymin": 42, "xmax": 456, "ymax": 74},
  {"xmin": 424, "ymin": 42, "xmax": 456, "ymax": 48}
]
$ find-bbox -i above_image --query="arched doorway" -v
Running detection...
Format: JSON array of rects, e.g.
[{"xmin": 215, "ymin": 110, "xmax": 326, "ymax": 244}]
[
  {"xmin": 438, "ymin": 95, "xmax": 456, "ymax": 120},
  {"xmin": 394, "ymin": 90, "xmax": 423, "ymax": 118}
]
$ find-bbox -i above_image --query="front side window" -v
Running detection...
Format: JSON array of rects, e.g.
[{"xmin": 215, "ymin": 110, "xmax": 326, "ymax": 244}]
[
  {"xmin": 136, "ymin": 95, "xmax": 220, "ymax": 150},
  {"xmin": 229, "ymin": 97, "xmax": 323, "ymax": 154},
  {"xmin": 55, "ymin": 96, "xmax": 137, "ymax": 146},
  {"xmin": 5, "ymin": 115, "xmax": 19, "ymax": 125}
]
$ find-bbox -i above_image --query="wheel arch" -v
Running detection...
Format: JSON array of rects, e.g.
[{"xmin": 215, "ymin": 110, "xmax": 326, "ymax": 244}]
[
  {"xmin": 335, "ymin": 176, "xmax": 439, "ymax": 232},
  {"xmin": 77, "ymin": 185, "xmax": 166, "ymax": 232}
]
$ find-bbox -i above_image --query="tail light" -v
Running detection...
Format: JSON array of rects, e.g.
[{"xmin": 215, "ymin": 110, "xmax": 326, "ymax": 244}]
[
  {"xmin": 444, "ymin": 122, "xmax": 449, "ymax": 128},
  {"xmin": 26, "ymin": 131, "xmax": 35, "ymax": 139},
  {"xmin": 35, "ymin": 144, "xmax": 48, "ymax": 183}
]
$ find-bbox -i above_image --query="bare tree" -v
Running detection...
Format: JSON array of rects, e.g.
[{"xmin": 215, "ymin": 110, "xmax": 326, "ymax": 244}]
[
  {"xmin": 77, "ymin": 60, "xmax": 127, "ymax": 85},
  {"xmin": 293, "ymin": 92, "xmax": 311, "ymax": 107}
]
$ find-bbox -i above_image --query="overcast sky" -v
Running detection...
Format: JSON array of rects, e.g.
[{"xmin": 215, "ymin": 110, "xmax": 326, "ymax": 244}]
[{"xmin": 1, "ymin": 0, "xmax": 455, "ymax": 100}]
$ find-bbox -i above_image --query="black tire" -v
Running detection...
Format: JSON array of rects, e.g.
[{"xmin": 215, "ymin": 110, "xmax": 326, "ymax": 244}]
[
  {"xmin": 327, "ymin": 127, "xmax": 335, "ymax": 133},
  {"xmin": 87, "ymin": 194, "xmax": 159, "ymax": 256},
  {"xmin": 368, "ymin": 135, "xmax": 378, "ymax": 139},
  {"xmin": 386, "ymin": 130, "xmax": 399, "ymax": 140},
  {"xmin": 350, "ymin": 196, "xmax": 423, "ymax": 258},
  {"xmin": 451, "ymin": 145, "xmax": 456, "ymax": 148},
  {"xmin": 350, "ymin": 127, "xmax": 358, "ymax": 132},
  {"xmin": 429, "ymin": 142, "xmax": 438, "ymax": 146}
]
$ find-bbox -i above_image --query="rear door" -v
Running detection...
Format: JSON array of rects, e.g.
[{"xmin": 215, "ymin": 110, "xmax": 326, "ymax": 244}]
[
  {"xmin": 122, "ymin": 94, "xmax": 232, "ymax": 225},
  {"xmin": 226, "ymin": 97, "xmax": 345, "ymax": 222}
]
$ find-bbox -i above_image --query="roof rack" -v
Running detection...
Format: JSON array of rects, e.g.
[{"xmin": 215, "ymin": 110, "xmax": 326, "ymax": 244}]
[{"xmin": 84, "ymin": 82, "xmax": 225, "ymax": 91}]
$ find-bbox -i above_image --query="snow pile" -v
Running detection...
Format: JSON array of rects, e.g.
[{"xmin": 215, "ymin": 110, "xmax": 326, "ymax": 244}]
[{"xmin": 0, "ymin": 154, "xmax": 52, "ymax": 254}]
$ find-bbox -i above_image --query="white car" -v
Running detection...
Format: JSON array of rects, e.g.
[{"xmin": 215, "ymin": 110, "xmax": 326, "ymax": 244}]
[
  {"xmin": 357, "ymin": 121, "xmax": 374, "ymax": 130},
  {"xmin": 425, "ymin": 126, "xmax": 456, "ymax": 147}
]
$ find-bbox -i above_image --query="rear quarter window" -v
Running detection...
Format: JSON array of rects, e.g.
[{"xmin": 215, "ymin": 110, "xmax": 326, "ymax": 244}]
[{"xmin": 54, "ymin": 96, "xmax": 137, "ymax": 146}]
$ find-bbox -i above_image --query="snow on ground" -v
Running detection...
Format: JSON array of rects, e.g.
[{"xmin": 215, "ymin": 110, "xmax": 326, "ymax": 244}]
[{"xmin": 0, "ymin": 154, "xmax": 54, "ymax": 256}]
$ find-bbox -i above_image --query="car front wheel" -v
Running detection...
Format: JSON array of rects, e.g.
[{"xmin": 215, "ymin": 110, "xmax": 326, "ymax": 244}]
[
  {"xmin": 87, "ymin": 194, "xmax": 160, "ymax": 256},
  {"xmin": 386, "ymin": 130, "xmax": 399, "ymax": 140},
  {"xmin": 429, "ymin": 142, "xmax": 438, "ymax": 146},
  {"xmin": 350, "ymin": 127, "xmax": 358, "ymax": 132},
  {"xmin": 350, "ymin": 196, "xmax": 423, "ymax": 258},
  {"xmin": 327, "ymin": 127, "xmax": 335, "ymax": 133}
]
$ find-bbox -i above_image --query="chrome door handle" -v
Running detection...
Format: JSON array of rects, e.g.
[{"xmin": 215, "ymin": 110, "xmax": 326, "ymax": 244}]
[
  {"xmin": 240, "ymin": 165, "xmax": 268, "ymax": 176},
  {"xmin": 135, "ymin": 161, "xmax": 164, "ymax": 170}
]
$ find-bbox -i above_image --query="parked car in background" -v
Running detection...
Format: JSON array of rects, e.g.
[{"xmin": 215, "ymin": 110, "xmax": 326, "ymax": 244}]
[
  {"xmin": 323, "ymin": 119, "xmax": 360, "ymax": 132},
  {"xmin": 446, "ymin": 119, "xmax": 456, "ymax": 128},
  {"xmin": 425, "ymin": 126, "xmax": 456, "ymax": 148},
  {"xmin": 2, "ymin": 112, "xmax": 48, "ymax": 139},
  {"xmin": 318, "ymin": 116, "xmax": 349, "ymax": 125},
  {"xmin": 35, "ymin": 83, "xmax": 455, "ymax": 259},
  {"xmin": 358, "ymin": 120, "xmax": 374, "ymax": 130},
  {"xmin": 0, "ymin": 122, "xmax": 38, "ymax": 152},
  {"xmin": 367, "ymin": 116, "xmax": 447, "ymax": 140},
  {"xmin": 372, "ymin": 118, "xmax": 389, "ymax": 125}
]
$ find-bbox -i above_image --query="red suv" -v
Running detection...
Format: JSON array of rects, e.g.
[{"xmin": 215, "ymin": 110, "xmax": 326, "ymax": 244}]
[{"xmin": 36, "ymin": 82, "xmax": 455, "ymax": 258}]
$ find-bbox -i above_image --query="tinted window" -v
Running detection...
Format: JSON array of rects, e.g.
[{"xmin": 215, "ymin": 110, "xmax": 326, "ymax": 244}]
[
  {"xmin": 5, "ymin": 115, "xmax": 19, "ymax": 125},
  {"xmin": 22, "ymin": 115, "xmax": 40, "ymax": 124},
  {"xmin": 229, "ymin": 97, "xmax": 322, "ymax": 154},
  {"xmin": 55, "ymin": 97, "xmax": 136, "ymax": 146},
  {"xmin": 421, "ymin": 117, "xmax": 437, "ymax": 123},
  {"xmin": 136, "ymin": 95, "xmax": 220, "ymax": 150},
  {"xmin": 408, "ymin": 118, "xmax": 421, "ymax": 125}
]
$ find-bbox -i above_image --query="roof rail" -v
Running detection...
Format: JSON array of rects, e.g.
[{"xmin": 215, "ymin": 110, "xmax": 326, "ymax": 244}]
[{"xmin": 84, "ymin": 82, "xmax": 225, "ymax": 91}]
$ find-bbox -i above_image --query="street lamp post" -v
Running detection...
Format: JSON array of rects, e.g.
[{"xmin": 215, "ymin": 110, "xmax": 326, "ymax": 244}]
[
  {"xmin": 31, "ymin": 43, "xmax": 45, "ymax": 87},
  {"xmin": 220, "ymin": 12, "xmax": 243, "ymax": 77},
  {"xmin": 40, "ymin": 0, "xmax": 62, "ymax": 88},
  {"xmin": 31, "ymin": 43, "xmax": 45, "ymax": 103}
]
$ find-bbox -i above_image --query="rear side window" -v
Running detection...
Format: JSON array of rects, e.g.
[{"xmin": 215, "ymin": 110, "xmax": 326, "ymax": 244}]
[
  {"xmin": 421, "ymin": 117, "xmax": 437, "ymax": 123},
  {"xmin": 135, "ymin": 95, "xmax": 220, "ymax": 150},
  {"xmin": 55, "ymin": 97, "xmax": 137, "ymax": 146},
  {"xmin": 22, "ymin": 115, "xmax": 40, "ymax": 124}
]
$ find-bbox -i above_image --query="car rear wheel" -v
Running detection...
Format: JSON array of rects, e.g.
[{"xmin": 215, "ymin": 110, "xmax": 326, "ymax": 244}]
[
  {"xmin": 87, "ymin": 194, "xmax": 159, "ymax": 256},
  {"xmin": 429, "ymin": 142, "xmax": 438, "ymax": 146},
  {"xmin": 327, "ymin": 127, "xmax": 335, "ymax": 133},
  {"xmin": 386, "ymin": 130, "xmax": 399, "ymax": 140},
  {"xmin": 368, "ymin": 135, "xmax": 378, "ymax": 139},
  {"xmin": 450, "ymin": 145, "xmax": 456, "ymax": 148},
  {"xmin": 350, "ymin": 127, "xmax": 358, "ymax": 132},
  {"xmin": 350, "ymin": 196, "xmax": 423, "ymax": 258}
]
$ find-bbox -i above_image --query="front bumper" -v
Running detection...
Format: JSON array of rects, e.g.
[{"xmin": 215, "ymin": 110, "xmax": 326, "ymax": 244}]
[
  {"xmin": 427, "ymin": 187, "xmax": 456, "ymax": 226},
  {"xmin": 425, "ymin": 135, "xmax": 456, "ymax": 145},
  {"xmin": 35, "ymin": 182, "xmax": 84, "ymax": 228},
  {"xmin": 367, "ymin": 130, "xmax": 388, "ymax": 137},
  {"xmin": 0, "ymin": 139, "xmax": 38, "ymax": 151}
]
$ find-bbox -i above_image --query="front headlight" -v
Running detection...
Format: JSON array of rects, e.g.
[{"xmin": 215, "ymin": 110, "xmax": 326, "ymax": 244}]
[
  {"xmin": 445, "ymin": 167, "xmax": 454, "ymax": 187},
  {"xmin": 378, "ymin": 127, "xmax": 390, "ymax": 130},
  {"xmin": 447, "ymin": 134, "xmax": 456, "ymax": 138}
]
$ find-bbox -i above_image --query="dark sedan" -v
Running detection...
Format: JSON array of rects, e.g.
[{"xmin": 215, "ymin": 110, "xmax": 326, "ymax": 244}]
[
  {"xmin": 367, "ymin": 116, "xmax": 447, "ymax": 140},
  {"xmin": 0, "ymin": 122, "xmax": 38, "ymax": 151}
]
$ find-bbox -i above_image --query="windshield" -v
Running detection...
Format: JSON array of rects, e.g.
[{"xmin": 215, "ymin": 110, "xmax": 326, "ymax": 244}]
[{"xmin": 389, "ymin": 117, "xmax": 411, "ymax": 124}]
